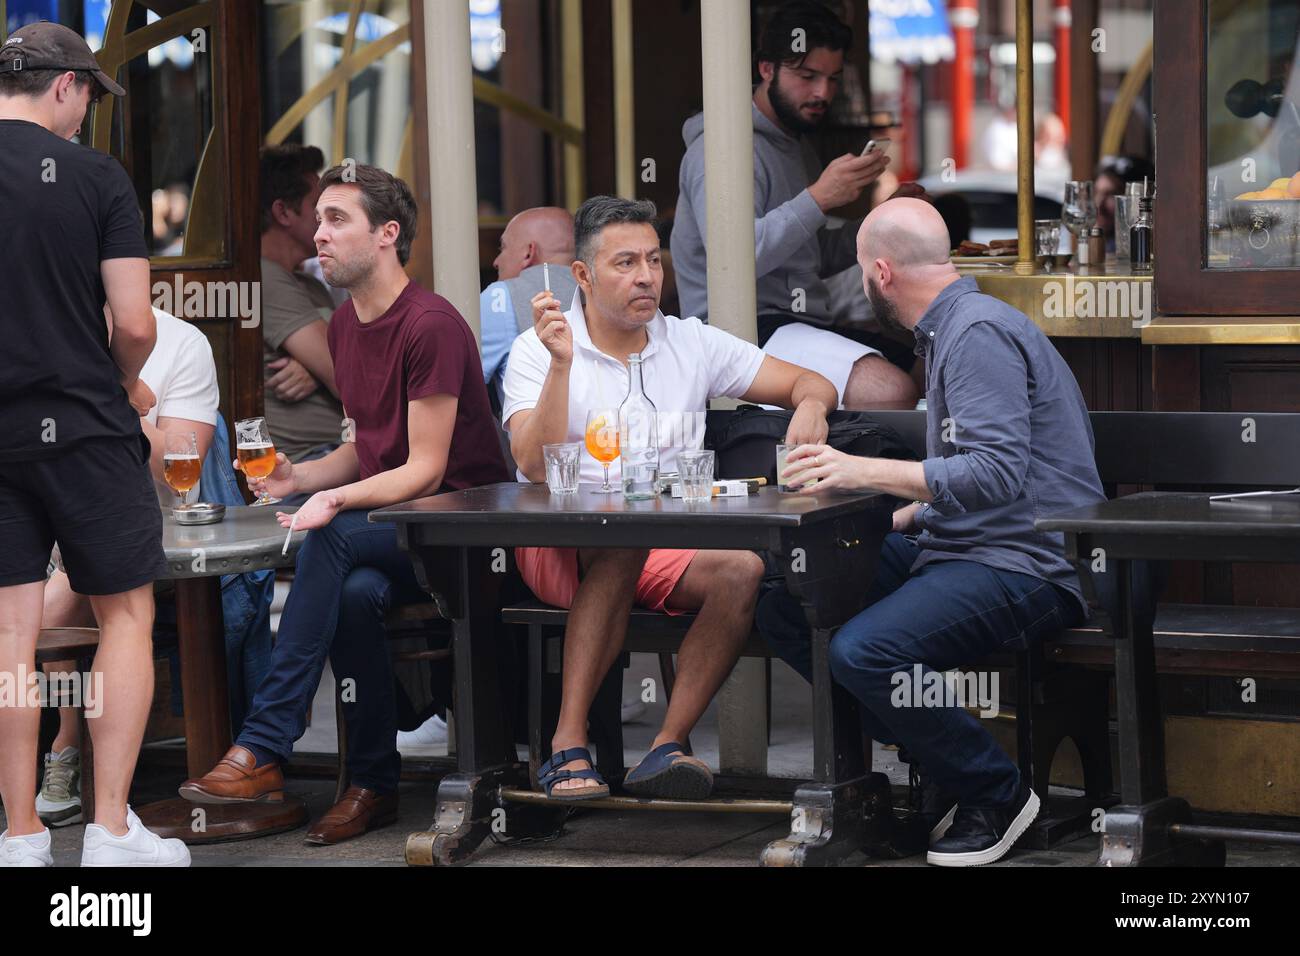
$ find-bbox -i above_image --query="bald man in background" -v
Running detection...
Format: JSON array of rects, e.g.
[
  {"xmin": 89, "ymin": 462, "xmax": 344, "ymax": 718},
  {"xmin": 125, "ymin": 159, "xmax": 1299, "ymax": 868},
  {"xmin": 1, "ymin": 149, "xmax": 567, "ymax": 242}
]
[
  {"xmin": 480, "ymin": 207, "xmax": 577, "ymax": 405},
  {"xmin": 756, "ymin": 199, "xmax": 1104, "ymax": 867}
]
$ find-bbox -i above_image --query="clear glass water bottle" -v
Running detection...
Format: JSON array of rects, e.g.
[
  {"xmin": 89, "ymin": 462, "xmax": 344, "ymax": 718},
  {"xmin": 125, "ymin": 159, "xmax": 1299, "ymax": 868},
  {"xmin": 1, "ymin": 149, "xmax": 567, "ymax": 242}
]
[{"xmin": 619, "ymin": 353, "xmax": 659, "ymax": 500}]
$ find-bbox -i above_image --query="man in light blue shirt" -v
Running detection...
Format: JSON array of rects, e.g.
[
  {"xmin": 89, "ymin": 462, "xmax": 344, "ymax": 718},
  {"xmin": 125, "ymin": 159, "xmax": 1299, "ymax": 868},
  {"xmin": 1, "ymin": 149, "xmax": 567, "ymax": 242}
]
[{"xmin": 480, "ymin": 207, "xmax": 576, "ymax": 403}]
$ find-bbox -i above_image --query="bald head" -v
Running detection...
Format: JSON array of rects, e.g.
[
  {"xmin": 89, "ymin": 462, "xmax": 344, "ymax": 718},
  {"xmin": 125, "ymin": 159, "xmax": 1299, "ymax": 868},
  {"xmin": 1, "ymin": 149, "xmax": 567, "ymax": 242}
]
[
  {"xmin": 495, "ymin": 206, "xmax": 576, "ymax": 280},
  {"xmin": 857, "ymin": 198, "xmax": 953, "ymax": 270}
]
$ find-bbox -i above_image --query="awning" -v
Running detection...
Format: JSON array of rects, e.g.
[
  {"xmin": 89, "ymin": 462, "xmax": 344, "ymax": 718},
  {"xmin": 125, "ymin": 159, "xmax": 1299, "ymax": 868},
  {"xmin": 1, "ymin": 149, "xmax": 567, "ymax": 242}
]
[{"xmin": 869, "ymin": 0, "xmax": 956, "ymax": 65}]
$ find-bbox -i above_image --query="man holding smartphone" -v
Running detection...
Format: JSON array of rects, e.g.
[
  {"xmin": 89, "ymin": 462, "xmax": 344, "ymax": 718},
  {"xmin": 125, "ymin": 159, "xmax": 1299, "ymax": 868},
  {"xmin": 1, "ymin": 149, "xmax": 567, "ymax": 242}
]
[{"xmin": 673, "ymin": 1, "xmax": 920, "ymax": 409}]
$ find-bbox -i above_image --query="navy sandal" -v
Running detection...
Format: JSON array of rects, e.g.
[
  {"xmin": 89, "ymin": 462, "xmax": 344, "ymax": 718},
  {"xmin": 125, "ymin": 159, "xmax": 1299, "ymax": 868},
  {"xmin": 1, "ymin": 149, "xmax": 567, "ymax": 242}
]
[
  {"xmin": 623, "ymin": 742, "xmax": 713, "ymax": 800},
  {"xmin": 537, "ymin": 747, "xmax": 610, "ymax": 802}
]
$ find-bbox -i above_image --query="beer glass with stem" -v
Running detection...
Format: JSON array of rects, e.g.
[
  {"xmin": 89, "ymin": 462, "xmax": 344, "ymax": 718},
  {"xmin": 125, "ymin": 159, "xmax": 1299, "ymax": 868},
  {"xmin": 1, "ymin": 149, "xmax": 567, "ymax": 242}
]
[
  {"xmin": 235, "ymin": 417, "xmax": 281, "ymax": 506},
  {"xmin": 163, "ymin": 430, "xmax": 201, "ymax": 509}
]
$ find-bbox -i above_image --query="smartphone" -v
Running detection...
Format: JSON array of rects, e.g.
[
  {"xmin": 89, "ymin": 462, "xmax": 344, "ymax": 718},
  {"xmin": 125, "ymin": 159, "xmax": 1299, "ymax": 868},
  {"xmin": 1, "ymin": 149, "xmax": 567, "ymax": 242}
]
[{"xmin": 861, "ymin": 137, "xmax": 892, "ymax": 157}]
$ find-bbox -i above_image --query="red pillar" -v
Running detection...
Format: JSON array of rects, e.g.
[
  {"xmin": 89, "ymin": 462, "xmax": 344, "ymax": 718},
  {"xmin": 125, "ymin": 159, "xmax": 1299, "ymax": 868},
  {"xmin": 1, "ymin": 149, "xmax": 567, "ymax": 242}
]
[
  {"xmin": 1054, "ymin": 0, "xmax": 1072, "ymax": 138},
  {"xmin": 950, "ymin": 0, "xmax": 979, "ymax": 169}
]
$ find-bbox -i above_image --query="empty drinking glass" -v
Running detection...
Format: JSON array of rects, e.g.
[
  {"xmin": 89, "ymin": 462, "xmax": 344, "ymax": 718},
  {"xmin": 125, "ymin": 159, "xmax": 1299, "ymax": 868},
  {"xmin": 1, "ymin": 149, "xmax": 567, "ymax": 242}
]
[
  {"xmin": 776, "ymin": 443, "xmax": 795, "ymax": 492},
  {"xmin": 1115, "ymin": 194, "xmax": 1140, "ymax": 263},
  {"xmin": 1062, "ymin": 181, "xmax": 1097, "ymax": 256},
  {"xmin": 678, "ymin": 449, "xmax": 715, "ymax": 502},
  {"xmin": 1034, "ymin": 219, "xmax": 1061, "ymax": 265},
  {"xmin": 543, "ymin": 442, "xmax": 581, "ymax": 494}
]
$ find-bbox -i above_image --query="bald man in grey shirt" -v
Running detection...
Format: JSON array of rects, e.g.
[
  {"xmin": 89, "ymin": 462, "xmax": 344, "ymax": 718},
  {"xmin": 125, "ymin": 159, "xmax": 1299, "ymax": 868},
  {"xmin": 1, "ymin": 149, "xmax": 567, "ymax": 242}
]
[{"xmin": 757, "ymin": 199, "xmax": 1105, "ymax": 868}]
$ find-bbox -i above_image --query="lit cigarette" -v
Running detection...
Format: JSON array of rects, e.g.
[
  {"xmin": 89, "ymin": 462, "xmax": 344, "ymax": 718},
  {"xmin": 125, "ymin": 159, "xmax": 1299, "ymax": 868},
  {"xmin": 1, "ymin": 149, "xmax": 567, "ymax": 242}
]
[
  {"xmin": 281, "ymin": 510, "xmax": 299, "ymax": 556},
  {"xmin": 543, "ymin": 262, "xmax": 550, "ymax": 292}
]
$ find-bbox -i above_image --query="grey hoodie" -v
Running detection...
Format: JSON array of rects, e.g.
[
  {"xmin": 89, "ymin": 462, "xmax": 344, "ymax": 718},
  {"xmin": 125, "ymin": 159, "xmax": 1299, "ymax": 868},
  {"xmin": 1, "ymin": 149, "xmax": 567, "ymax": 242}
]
[{"xmin": 671, "ymin": 103, "xmax": 859, "ymax": 329}]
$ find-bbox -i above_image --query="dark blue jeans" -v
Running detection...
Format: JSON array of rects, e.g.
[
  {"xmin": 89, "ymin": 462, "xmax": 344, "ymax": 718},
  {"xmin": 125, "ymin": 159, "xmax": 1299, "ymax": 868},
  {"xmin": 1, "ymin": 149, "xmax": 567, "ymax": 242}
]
[
  {"xmin": 236, "ymin": 510, "xmax": 426, "ymax": 794},
  {"xmin": 756, "ymin": 533, "xmax": 1083, "ymax": 808}
]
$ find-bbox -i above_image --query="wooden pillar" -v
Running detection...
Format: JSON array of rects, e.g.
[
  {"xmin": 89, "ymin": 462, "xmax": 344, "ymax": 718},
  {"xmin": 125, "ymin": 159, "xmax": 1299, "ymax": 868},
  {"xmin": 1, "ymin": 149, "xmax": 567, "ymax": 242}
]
[{"xmin": 1069, "ymin": 0, "xmax": 1100, "ymax": 180}]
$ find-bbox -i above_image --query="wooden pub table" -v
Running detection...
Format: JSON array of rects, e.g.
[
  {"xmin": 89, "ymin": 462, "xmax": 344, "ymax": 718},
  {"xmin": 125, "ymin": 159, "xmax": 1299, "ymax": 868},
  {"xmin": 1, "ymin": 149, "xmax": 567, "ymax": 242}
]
[
  {"xmin": 1039, "ymin": 491, "xmax": 1300, "ymax": 866},
  {"xmin": 133, "ymin": 506, "xmax": 309, "ymax": 843},
  {"xmin": 373, "ymin": 481, "xmax": 896, "ymax": 867}
]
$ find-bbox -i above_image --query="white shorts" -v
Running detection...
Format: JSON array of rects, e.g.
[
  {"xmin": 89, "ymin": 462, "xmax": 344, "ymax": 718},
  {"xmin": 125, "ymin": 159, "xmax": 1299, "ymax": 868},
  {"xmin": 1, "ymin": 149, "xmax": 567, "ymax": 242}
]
[{"xmin": 762, "ymin": 322, "xmax": 881, "ymax": 408}]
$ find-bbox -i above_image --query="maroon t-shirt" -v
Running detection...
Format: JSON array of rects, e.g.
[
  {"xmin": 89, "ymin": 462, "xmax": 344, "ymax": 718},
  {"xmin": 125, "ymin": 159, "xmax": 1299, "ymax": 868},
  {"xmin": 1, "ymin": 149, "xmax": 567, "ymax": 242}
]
[{"xmin": 327, "ymin": 281, "xmax": 508, "ymax": 489}]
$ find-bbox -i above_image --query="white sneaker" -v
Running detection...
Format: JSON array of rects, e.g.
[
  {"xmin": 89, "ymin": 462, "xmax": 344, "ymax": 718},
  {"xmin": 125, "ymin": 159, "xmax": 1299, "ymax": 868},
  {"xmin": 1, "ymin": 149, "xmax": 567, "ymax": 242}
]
[
  {"xmin": 81, "ymin": 807, "xmax": 191, "ymax": 867},
  {"xmin": 0, "ymin": 827, "xmax": 54, "ymax": 867},
  {"xmin": 396, "ymin": 713, "xmax": 448, "ymax": 752},
  {"xmin": 36, "ymin": 746, "xmax": 82, "ymax": 827}
]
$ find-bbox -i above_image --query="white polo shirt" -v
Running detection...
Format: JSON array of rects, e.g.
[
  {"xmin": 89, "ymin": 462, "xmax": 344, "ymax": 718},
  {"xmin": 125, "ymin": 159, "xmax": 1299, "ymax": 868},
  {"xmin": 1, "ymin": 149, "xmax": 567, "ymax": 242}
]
[{"xmin": 501, "ymin": 290, "xmax": 766, "ymax": 484}]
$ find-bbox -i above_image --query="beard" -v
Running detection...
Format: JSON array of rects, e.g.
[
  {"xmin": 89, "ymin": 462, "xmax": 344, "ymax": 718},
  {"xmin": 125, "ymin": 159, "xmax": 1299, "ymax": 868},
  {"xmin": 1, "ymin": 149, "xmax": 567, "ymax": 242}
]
[
  {"xmin": 769, "ymin": 68, "xmax": 828, "ymax": 135},
  {"xmin": 321, "ymin": 246, "xmax": 377, "ymax": 290},
  {"xmin": 866, "ymin": 275, "xmax": 907, "ymax": 338}
]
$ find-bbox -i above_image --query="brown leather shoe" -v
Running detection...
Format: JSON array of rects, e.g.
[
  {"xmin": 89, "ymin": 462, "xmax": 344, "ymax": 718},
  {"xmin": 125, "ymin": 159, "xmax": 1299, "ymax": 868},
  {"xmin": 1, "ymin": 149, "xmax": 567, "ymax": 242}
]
[
  {"xmin": 178, "ymin": 746, "xmax": 285, "ymax": 804},
  {"xmin": 304, "ymin": 786, "xmax": 398, "ymax": 845}
]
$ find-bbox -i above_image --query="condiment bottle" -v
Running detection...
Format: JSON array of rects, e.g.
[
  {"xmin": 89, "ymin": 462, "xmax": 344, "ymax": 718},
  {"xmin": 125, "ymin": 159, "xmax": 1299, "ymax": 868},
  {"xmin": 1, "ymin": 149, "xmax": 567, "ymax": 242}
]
[
  {"xmin": 1088, "ymin": 227, "xmax": 1105, "ymax": 269},
  {"xmin": 1130, "ymin": 196, "xmax": 1153, "ymax": 273}
]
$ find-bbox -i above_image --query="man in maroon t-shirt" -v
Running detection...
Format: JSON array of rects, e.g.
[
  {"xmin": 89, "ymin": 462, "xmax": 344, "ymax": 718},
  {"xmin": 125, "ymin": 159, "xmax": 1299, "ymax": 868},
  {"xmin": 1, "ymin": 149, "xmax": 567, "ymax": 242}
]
[{"xmin": 179, "ymin": 164, "xmax": 507, "ymax": 845}]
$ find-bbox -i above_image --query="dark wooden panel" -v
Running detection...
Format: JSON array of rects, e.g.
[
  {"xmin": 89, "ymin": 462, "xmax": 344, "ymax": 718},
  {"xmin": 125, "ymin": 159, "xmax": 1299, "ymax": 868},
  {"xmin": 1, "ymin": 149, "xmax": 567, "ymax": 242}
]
[
  {"xmin": 1201, "ymin": 345, "xmax": 1300, "ymax": 606},
  {"xmin": 1069, "ymin": 0, "xmax": 1100, "ymax": 181},
  {"xmin": 581, "ymin": 0, "xmax": 615, "ymax": 197},
  {"xmin": 632, "ymin": 0, "xmax": 702, "ymax": 213},
  {"xmin": 407, "ymin": 0, "xmax": 435, "ymax": 292},
  {"xmin": 1050, "ymin": 337, "xmax": 1148, "ymax": 411}
]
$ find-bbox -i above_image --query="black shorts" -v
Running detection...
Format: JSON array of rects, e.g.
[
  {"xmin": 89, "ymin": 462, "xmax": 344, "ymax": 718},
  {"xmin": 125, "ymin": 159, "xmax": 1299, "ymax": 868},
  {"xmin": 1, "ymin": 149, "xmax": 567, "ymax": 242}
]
[{"xmin": 0, "ymin": 435, "xmax": 166, "ymax": 595}]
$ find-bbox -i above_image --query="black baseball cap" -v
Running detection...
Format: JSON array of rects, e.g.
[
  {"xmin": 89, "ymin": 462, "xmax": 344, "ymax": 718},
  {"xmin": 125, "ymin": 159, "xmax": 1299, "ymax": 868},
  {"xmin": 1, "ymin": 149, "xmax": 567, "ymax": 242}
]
[{"xmin": 0, "ymin": 21, "xmax": 124, "ymax": 97}]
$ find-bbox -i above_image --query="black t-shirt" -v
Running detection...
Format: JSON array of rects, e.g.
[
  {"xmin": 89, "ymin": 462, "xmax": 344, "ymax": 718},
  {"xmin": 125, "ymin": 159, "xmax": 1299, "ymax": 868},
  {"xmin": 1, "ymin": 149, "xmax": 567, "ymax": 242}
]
[{"xmin": 0, "ymin": 119, "xmax": 149, "ymax": 460}]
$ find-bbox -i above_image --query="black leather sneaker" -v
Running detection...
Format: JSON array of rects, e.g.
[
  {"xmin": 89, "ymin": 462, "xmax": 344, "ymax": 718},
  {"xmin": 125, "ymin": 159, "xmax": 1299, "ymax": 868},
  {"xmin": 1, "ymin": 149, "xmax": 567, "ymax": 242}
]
[
  {"xmin": 926, "ymin": 788, "xmax": 1040, "ymax": 867},
  {"xmin": 874, "ymin": 765, "xmax": 959, "ymax": 858}
]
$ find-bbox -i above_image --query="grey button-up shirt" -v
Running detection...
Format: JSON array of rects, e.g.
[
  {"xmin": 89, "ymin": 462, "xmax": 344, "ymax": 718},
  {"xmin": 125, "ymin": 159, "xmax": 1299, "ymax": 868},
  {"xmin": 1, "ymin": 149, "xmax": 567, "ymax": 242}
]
[{"xmin": 912, "ymin": 277, "xmax": 1105, "ymax": 611}]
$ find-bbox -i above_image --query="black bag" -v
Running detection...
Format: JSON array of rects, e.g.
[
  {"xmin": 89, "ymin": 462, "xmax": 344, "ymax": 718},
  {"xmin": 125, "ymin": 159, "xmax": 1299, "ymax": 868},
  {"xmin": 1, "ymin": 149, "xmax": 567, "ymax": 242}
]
[{"xmin": 704, "ymin": 405, "xmax": 919, "ymax": 484}]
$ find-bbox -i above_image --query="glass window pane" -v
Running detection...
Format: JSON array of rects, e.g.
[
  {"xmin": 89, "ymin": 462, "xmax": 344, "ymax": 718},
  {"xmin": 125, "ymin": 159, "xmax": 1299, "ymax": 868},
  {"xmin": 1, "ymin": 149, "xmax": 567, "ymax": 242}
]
[{"xmin": 1208, "ymin": 0, "xmax": 1300, "ymax": 269}]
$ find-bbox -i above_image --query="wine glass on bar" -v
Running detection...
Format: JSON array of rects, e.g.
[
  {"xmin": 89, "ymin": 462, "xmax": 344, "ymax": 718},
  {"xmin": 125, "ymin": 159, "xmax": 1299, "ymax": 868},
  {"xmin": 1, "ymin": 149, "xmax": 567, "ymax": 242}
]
[
  {"xmin": 584, "ymin": 408, "xmax": 620, "ymax": 494},
  {"xmin": 235, "ymin": 416, "xmax": 281, "ymax": 506},
  {"xmin": 163, "ymin": 430, "xmax": 201, "ymax": 510}
]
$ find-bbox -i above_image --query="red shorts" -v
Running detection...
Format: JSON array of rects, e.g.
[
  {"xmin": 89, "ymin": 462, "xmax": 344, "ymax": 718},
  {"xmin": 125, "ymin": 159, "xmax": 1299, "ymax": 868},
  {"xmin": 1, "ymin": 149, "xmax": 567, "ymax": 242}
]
[{"xmin": 515, "ymin": 547, "xmax": 697, "ymax": 615}]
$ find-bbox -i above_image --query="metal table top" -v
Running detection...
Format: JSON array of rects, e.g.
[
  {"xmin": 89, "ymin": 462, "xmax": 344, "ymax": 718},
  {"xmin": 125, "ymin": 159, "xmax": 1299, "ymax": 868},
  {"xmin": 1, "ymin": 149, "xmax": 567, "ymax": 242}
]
[{"xmin": 161, "ymin": 504, "xmax": 305, "ymax": 579}]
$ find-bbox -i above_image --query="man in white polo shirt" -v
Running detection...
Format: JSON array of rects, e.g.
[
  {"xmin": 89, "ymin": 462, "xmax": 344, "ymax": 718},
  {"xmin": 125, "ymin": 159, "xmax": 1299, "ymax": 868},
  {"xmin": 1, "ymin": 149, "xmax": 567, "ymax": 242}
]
[{"xmin": 502, "ymin": 196, "xmax": 838, "ymax": 802}]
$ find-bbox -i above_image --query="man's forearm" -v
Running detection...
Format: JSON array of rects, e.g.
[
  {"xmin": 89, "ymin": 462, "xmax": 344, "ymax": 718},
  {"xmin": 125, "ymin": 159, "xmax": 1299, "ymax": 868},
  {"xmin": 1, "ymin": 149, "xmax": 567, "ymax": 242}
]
[
  {"xmin": 863, "ymin": 457, "xmax": 932, "ymax": 502},
  {"xmin": 790, "ymin": 370, "xmax": 838, "ymax": 414},
  {"xmin": 293, "ymin": 443, "xmax": 360, "ymax": 495},
  {"xmin": 513, "ymin": 363, "xmax": 572, "ymax": 481},
  {"xmin": 335, "ymin": 460, "xmax": 442, "ymax": 511},
  {"xmin": 111, "ymin": 328, "xmax": 156, "ymax": 384}
]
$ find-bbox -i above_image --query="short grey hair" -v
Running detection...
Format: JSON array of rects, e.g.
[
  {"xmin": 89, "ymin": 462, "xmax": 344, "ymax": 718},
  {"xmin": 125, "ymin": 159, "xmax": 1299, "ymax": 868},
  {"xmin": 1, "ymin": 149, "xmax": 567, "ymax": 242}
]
[{"xmin": 574, "ymin": 196, "xmax": 658, "ymax": 267}]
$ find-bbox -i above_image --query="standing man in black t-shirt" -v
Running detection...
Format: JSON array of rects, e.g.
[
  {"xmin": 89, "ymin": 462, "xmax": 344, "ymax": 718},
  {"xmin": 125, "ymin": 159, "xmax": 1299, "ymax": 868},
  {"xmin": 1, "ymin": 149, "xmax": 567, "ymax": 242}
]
[{"xmin": 0, "ymin": 21, "xmax": 188, "ymax": 867}]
